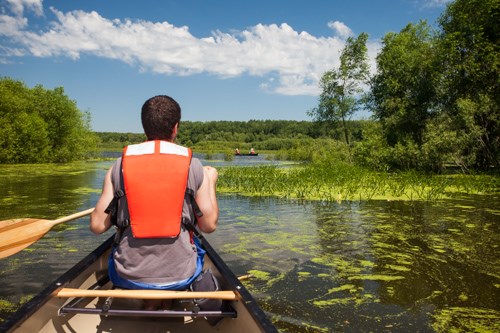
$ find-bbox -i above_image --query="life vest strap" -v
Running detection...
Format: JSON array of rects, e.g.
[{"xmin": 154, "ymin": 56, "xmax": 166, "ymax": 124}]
[
  {"xmin": 104, "ymin": 189, "xmax": 125, "ymax": 222},
  {"xmin": 185, "ymin": 188, "xmax": 203, "ymax": 219}
]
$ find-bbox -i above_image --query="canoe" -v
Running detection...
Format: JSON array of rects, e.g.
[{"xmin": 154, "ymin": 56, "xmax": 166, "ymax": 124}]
[
  {"xmin": 235, "ymin": 153, "xmax": 259, "ymax": 156},
  {"xmin": 0, "ymin": 234, "xmax": 278, "ymax": 333}
]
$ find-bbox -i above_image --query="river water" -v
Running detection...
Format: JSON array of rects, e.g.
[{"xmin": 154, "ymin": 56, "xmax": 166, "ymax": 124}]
[{"xmin": 0, "ymin": 155, "xmax": 499, "ymax": 332}]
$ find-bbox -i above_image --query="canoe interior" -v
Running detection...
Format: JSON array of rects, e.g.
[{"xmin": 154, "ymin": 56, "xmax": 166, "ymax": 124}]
[{"xmin": 2, "ymin": 235, "xmax": 277, "ymax": 333}]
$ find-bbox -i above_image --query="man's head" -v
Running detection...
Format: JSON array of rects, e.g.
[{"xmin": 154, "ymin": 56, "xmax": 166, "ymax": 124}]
[{"xmin": 141, "ymin": 95, "xmax": 181, "ymax": 141}]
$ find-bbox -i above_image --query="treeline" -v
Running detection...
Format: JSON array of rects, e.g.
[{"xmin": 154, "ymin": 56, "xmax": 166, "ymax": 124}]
[
  {"xmin": 176, "ymin": 120, "xmax": 365, "ymax": 145},
  {"xmin": 96, "ymin": 119, "xmax": 366, "ymax": 149},
  {"xmin": 0, "ymin": 78, "xmax": 98, "ymax": 163}
]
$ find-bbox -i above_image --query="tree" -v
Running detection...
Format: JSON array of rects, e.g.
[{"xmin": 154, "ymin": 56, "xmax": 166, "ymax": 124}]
[
  {"xmin": 308, "ymin": 32, "xmax": 370, "ymax": 145},
  {"xmin": 436, "ymin": 0, "xmax": 500, "ymax": 169},
  {"xmin": 368, "ymin": 21, "xmax": 437, "ymax": 147}
]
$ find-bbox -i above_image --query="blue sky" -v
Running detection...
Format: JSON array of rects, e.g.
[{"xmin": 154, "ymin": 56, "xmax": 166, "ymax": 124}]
[{"xmin": 1, "ymin": 0, "xmax": 451, "ymax": 133}]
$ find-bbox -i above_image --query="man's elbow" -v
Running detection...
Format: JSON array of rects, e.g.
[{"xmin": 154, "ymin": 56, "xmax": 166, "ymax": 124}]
[
  {"xmin": 89, "ymin": 224, "xmax": 104, "ymax": 235},
  {"xmin": 89, "ymin": 214, "xmax": 107, "ymax": 234},
  {"xmin": 198, "ymin": 216, "xmax": 218, "ymax": 234}
]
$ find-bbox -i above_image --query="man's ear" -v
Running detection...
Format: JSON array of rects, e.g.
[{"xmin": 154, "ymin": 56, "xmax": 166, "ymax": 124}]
[{"xmin": 172, "ymin": 123, "xmax": 179, "ymax": 140}]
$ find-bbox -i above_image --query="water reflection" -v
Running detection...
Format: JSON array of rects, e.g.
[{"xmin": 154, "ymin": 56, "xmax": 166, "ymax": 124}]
[{"xmin": 0, "ymin": 161, "xmax": 499, "ymax": 332}]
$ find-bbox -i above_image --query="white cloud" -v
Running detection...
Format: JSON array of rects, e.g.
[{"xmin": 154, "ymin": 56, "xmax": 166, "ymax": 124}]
[
  {"xmin": 6, "ymin": 0, "xmax": 43, "ymax": 16},
  {"xmin": 422, "ymin": 0, "xmax": 452, "ymax": 8},
  {"xmin": 0, "ymin": 13, "xmax": 28, "ymax": 35},
  {"xmin": 0, "ymin": 3, "xmax": 381, "ymax": 96},
  {"xmin": 327, "ymin": 21, "xmax": 354, "ymax": 39}
]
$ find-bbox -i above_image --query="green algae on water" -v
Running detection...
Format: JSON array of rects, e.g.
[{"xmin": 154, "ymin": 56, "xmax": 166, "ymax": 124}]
[
  {"xmin": 431, "ymin": 307, "xmax": 500, "ymax": 333},
  {"xmin": 247, "ymin": 269, "xmax": 271, "ymax": 281},
  {"xmin": 326, "ymin": 284, "xmax": 357, "ymax": 295},
  {"xmin": 348, "ymin": 274, "xmax": 405, "ymax": 282}
]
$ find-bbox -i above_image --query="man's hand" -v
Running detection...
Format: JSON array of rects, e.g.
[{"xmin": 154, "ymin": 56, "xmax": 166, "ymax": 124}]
[{"xmin": 203, "ymin": 166, "xmax": 218, "ymax": 184}]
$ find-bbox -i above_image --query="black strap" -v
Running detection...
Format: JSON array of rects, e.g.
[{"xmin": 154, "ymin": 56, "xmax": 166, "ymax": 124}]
[
  {"xmin": 104, "ymin": 189, "xmax": 125, "ymax": 216},
  {"xmin": 186, "ymin": 188, "xmax": 203, "ymax": 218}
]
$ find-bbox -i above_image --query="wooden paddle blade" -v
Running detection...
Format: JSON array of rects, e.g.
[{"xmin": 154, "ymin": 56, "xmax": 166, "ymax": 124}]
[
  {"xmin": 0, "ymin": 242, "xmax": 33, "ymax": 259},
  {"xmin": 0, "ymin": 209, "xmax": 94, "ymax": 259},
  {"xmin": 0, "ymin": 218, "xmax": 54, "ymax": 259}
]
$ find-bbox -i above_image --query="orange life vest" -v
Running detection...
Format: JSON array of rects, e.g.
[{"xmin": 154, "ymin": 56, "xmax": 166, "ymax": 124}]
[{"xmin": 121, "ymin": 140, "xmax": 192, "ymax": 238}]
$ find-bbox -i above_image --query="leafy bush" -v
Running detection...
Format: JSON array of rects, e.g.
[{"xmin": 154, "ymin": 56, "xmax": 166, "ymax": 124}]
[{"xmin": 0, "ymin": 77, "xmax": 99, "ymax": 163}]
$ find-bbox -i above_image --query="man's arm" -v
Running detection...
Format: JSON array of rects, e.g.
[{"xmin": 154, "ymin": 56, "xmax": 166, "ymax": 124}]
[
  {"xmin": 195, "ymin": 166, "xmax": 219, "ymax": 233},
  {"xmin": 90, "ymin": 167, "xmax": 114, "ymax": 234}
]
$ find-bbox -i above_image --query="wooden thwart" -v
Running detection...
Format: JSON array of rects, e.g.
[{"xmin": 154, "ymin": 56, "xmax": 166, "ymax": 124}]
[{"xmin": 56, "ymin": 288, "xmax": 240, "ymax": 300}]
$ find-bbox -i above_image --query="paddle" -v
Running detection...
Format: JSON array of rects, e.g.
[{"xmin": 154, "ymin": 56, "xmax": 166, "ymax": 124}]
[
  {"xmin": 56, "ymin": 288, "xmax": 240, "ymax": 300},
  {"xmin": 0, "ymin": 208, "xmax": 94, "ymax": 259}
]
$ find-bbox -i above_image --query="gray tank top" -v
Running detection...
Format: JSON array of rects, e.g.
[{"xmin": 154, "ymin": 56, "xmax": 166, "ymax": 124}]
[{"xmin": 110, "ymin": 157, "xmax": 204, "ymax": 284}]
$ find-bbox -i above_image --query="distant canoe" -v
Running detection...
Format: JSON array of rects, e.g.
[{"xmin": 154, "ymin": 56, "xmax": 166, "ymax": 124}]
[{"xmin": 235, "ymin": 153, "xmax": 259, "ymax": 156}]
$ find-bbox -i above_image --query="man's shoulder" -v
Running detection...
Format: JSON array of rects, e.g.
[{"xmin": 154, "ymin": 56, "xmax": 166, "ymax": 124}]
[{"xmin": 190, "ymin": 157, "xmax": 203, "ymax": 169}]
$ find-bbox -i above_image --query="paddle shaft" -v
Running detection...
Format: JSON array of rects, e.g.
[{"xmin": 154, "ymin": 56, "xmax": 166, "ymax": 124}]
[
  {"xmin": 56, "ymin": 288, "xmax": 240, "ymax": 300},
  {"xmin": 0, "ymin": 208, "xmax": 94, "ymax": 259}
]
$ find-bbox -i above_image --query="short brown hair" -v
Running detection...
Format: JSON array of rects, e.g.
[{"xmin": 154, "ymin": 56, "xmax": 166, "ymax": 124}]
[{"xmin": 141, "ymin": 95, "xmax": 181, "ymax": 140}]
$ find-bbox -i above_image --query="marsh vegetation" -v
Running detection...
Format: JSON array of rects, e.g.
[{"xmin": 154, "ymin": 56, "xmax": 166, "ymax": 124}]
[{"xmin": 217, "ymin": 161, "xmax": 499, "ymax": 202}]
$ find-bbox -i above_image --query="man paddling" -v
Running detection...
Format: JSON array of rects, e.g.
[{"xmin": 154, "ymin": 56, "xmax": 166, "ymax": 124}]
[{"xmin": 90, "ymin": 95, "xmax": 219, "ymax": 310}]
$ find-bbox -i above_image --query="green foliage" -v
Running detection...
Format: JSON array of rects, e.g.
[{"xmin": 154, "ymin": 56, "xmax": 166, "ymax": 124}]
[
  {"xmin": 274, "ymin": 138, "xmax": 352, "ymax": 163},
  {"xmin": 176, "ymin": 119, "xmax": 348, "ymax": 144},
  {"xmin": 95, "ymin": 132, "xmax": 146, "ymax": 149},
  {"xmin": 421, "ymin": 114, "xmax": 462, "ymax": 172},
  {"xmin": 0, "ymin": 77, "xmax": 99, "ymax": 163},
  {"xmin": 369, "ymin": 21, "xmax": 437, "ymax": 146},
  {"xmin": 436, "ymin": 0, "xmax": 500, "ymax": 169},
  {"xmin": 353, "ymin": 121, "xmax": 390, "ymax": 171},
  {"xmin": 361, "ymin": 0, "xmax": 499, "ymax": 172},
  {"xmin": 309, "ymin": 33, "xmax": 370, "ymax": 145}
]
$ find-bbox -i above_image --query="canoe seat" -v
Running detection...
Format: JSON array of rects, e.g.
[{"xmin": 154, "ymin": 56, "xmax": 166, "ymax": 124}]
[{"xmin": 56, "ymin": 286, "xmax": 239, "ymax": 318}]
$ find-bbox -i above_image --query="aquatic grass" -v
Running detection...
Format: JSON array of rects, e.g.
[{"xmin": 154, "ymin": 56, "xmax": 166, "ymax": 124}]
[{"xmin": 217, "ymin": 162, "xmax": 499, "ymax": 202}]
